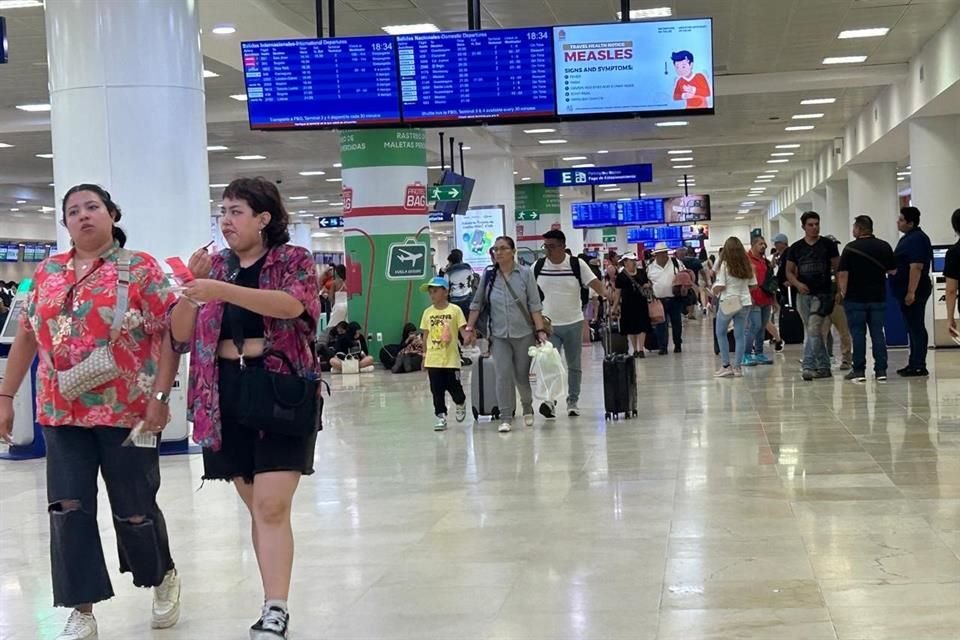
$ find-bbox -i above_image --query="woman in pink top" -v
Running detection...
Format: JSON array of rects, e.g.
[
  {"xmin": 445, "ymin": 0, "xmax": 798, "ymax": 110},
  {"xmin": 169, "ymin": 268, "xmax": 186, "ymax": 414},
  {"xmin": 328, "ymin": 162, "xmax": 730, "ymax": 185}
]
[{"xmin": 169, "ymin": 177, "xmax": 320, "ymax": 640}]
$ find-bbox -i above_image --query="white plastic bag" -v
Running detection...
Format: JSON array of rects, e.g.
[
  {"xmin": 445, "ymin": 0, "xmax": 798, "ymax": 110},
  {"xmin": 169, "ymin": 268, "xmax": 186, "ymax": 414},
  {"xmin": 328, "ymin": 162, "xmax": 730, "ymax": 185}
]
[{"xmin": 528, "ymin": 342, "xmax": 566, "ymax": 404}]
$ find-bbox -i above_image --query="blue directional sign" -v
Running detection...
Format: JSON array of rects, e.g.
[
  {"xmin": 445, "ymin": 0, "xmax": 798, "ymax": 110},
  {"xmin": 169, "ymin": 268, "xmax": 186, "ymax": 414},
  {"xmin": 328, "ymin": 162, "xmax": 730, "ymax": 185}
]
[
  {"xmin": 544, "ymin": 164, "xmax": 654, "ymax": 188},
  {"xmin": 317, "ymin": 215, "xmax": 344, "ymax": 229}
]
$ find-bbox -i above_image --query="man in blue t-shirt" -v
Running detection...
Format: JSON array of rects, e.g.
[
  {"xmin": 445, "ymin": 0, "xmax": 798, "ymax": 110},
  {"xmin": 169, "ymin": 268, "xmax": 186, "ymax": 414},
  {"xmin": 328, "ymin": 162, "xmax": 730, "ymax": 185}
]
[{"xmin": 893, "ymin": 207, "xmax": 933, "ymax": 377}]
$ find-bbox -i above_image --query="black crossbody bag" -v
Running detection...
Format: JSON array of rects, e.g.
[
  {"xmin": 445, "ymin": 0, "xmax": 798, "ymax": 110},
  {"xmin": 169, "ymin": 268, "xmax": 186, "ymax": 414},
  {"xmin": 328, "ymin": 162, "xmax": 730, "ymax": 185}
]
[{"xmin": 229, "ymin": 304, "xmax": 326, "ymax": 438}]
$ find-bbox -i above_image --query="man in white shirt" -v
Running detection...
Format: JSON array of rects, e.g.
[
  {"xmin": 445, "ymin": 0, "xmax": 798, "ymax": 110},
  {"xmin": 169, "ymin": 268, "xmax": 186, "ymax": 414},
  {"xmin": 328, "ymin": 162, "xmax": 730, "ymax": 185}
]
[
  {"xmin": 646, "ymin": 243, "xmax": 684, "ymax": 354},
  {"xmin": 535, "ymin": 230, "xmax": 607, "ymax": 417}
]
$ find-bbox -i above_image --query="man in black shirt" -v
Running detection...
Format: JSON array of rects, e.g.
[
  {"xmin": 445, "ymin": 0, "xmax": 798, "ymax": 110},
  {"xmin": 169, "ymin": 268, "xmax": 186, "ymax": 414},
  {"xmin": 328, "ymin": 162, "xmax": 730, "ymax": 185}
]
[
  {"xmin": 837, "ymin": 215, "xmax": 897, "ymax": 382},
  {"xmin": 894, "ymin": 207, "xmax": 934, "ymax": 376},
  {"xmin": 785, "ymin": 211, "xmax": 840, "ymax": 380}
]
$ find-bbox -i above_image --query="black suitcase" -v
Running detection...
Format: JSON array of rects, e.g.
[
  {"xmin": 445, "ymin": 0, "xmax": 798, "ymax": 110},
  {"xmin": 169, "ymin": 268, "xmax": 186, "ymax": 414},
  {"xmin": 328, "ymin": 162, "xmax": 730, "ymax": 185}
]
[
  {"xmin": 603, "ymin": 354, "xmax": 637, "ymax": 421},
  {"xmin": 780, "ymin": 306, "xmax": 804, "ymax": 345},
  {"xmin": 603, "ymin": 320, "xmax": 630, "ymax": 356},
  {"xmin": 712, "ymin": 314, "xmax": 737, "ymax": 355}
]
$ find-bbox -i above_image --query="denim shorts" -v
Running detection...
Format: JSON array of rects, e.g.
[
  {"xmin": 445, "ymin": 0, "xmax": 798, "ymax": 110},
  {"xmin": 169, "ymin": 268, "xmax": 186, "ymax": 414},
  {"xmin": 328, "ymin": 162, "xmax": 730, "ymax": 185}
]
[{"xmin": 202, "ymin": 358, "xmax": 318, "ymax": 484}]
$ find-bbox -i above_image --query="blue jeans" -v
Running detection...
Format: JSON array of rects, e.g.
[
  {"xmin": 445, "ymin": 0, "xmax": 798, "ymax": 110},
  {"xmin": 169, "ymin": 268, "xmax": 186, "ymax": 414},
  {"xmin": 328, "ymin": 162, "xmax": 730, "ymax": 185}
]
[
  {"xmin": 843, "ymin": 301, "xmax": 888, "ymax": 374},
  {"xmin": 716, "ymin": 305, "xmax": 751, "ymax": 368},
  {"xmin": 746, "ymin": 304, "xmax": 772, "ymax": 356},
  {"xmin": 797, "ymin": 293, "xmax": 830, "ymax": 371},
  {"xmin": 654, "ymin": 297, "xmax": 684, "ymax": 351},
  {"xmin": 549, "ymin": 321, "xmax": 583, "ymax": 404}
]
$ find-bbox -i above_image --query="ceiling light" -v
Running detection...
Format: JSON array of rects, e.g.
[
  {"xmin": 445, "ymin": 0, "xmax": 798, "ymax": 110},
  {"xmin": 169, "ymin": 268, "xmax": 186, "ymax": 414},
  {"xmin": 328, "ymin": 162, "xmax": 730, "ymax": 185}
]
[
  {"xmin": 235, "ymin": 154, "xmax": 265, "ymax": 160},
  {"xmin": 513, "ymin": 170, "xmax": 519, "ymax": 175},
  {"xmin": 39, "ymin": 206, "xmax": 55, "ymax": 213},
  {"xmin": 897, "ymin": 171, "xmax": 911, "ymax": 176},
  {"xmin": 906, "ymin": 165, "xmax": 911, "ymax": 169},
  {"xmin": 209, "ymin": 183, "xmax": 229, "ymax": 188},
  {"xmin": 597, "ymin": 150, "xmax": 609, "ymax": 154},
  {"xmin": 462, "ymin": 146, "xmax": 471, "ymax": 150},
  {"xmin": 202, "ymin": 69, "xmax": 219, "ymax": 78},
  {"xmin": 211, "ymin": 25, "xmax": 237, "ymax": 35},
  {"xmin": 897, "ymin": 177, "xmax": 905, "ymax": 182},
  {"xmin": 572, "ymin": 163, "xmax": 595, "ymax": 168},
  {"xmin": 382, "ymin": 23, "xmax": 440, "ymax": 35},
  {"xmin": 616, "ymin": 7, "xmax": 672, "ymax": 20},
  {"xmin": 801, "ymin": 98, "xmax": 836, "ymax": 105},
  {"xmin": 523, "ymin": 128, "xmax": 556, "ymax": 134},
  {"xmin": 673, "ymin": 164, "xmax": 695, "ymax": 169},
  {"xmin": 207, "ymin": 145, "xmax": 229, "ymax": 151},
  {"xmin": 0, "ymin": 143, "xmax": 14, "ymax": 148},
  {"xmin": 15, "ymin": 200, "xmax": 26, "ymax": 204},
  {"xmin": 0, "ymin": 1, "xmax": 42, "ymax": 7},
  {"xmin": 229, "ymin": 94, "xmax": 248, "ymax": 101},
  {"xmin": 776, "ymin": 144, "xmax": 801, "ymax": 149},
  {"xmin": 15, "ymin": 103, "xmax": 51, "ymax": 112},
  {"xmin": 538, "ymin": 139, "xmax": 567, "ymax": 144},
  {"xmin": 9, "ymin": 208, "xmax": 19, "ymax": 212},
  {"xmin": 792, "ymin": 113, "xmax": 824, "ymax": 120},
  {"xmin": 312, "ymin": 199, "xmax": 329, "ymax": 204},
  {"xmin": 741, "ymin": 201, "xmax": 757, "ymax": 206},
  {"xmin": 326, "ymin": 178, "xmax": 342, "ymax": 182},
  {"xmin": 617, "ymin": 197, "xmax": 631, "ymax": 201},
  {"xmin": 563, "ymin": 156, "xmax": 588, "ymax": 161},
  {"xmin": 767, "ymin": 159, "xmax": 790, "ymax": 164},
  {"xmin": 521, "ymin": 177, "xmax": 532, "ymax": 181},
  {"xmin": 656, "ymin": 121, "xmax": 688, "ymax": 127},
  {"xmin": 332, "ymin": 163, "xmax": 342, "ymax": 168},
  {"xmin": 35, "ymin": 153, "xmax": 53, "ymax": 159},
  {"xmin": 785, "ymin": 125, "xmax": 815, "ymax": 131},
  {"xmin": 670, "ymin": 157, "xmax": 694, "ymax": 162},
  {"xmin": 668, "ymin": 149, "xmax": 693, "ymax": 155},
  {"xmin": 428, "ymin": 165, "xmax": 443, "ymax": 170},
  {"xmin": 328, "ymin": 202, "xmax": 343, "ymax": 207},
  {"xmin": 755, "ymin": 179, "xmax": 773, "ymax": 183},
  {"xmin": 288, "ymin": 196, "xmax": 309, "ymax": 201},
  {"xmin": 770, "ymin": 152, "xmax": 795, "ymax": 157},
  {"xmin": 764, "ymin": 170, "xmax": 780, "ymax": 174},
  {"xmin": 823, "ymin": 55, "xmax": 868, "ymax": 65},
  {"xmin": 299, "ymin": 170, "xmax": 326, "ymax": 176},
  {"xmin": 838, "ymin": 28, "xmax": 889, "ymax": 40},
  {"xmin": 603, "ymin": 187, "xmax": 621, "ymax": 192}
]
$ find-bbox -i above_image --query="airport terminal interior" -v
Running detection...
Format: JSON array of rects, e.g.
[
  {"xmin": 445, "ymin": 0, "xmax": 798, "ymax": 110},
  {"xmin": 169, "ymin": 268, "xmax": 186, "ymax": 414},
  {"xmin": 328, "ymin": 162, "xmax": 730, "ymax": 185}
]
[{"xmin": 1, "ymin": 1, "xmax": 960, "ymax": 639}]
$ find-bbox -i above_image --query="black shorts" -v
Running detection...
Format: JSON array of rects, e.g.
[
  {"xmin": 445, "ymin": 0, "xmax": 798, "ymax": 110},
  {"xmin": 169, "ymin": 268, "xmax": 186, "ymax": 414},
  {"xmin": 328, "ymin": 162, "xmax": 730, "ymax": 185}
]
[{"xmin": 202, "ymin": 358, "xmax": 317, "ymax": 484}]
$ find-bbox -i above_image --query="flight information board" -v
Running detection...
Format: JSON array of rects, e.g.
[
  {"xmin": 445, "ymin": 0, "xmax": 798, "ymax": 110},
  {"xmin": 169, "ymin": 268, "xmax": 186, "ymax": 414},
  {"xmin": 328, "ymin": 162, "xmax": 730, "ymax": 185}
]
[
  {"xmin": 397, "ymin": 27, "xmax": 555, "ymax": 123},
  {"xmin": 241, "ymin": 36, "xmax": 402, "ymax": 129},
  {"xmin": 572, "ymin": 202, "xmax": 619, "ymax": 228},
  {"xmin": 617, "ymin": 198, "xmax": 664, "ymax": 224}
]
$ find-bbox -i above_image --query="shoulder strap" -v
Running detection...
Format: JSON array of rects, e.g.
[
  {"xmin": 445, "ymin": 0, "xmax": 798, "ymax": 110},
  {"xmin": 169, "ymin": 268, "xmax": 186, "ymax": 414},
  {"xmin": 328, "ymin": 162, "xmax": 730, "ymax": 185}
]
[
  {"xmin": 843, "ymin": 245, "xmax": 889, "ymax": 272},
  {"xmin": 533, "ymin": 257, "xmax": 545, "ymax": 279},
  {"xmin": 570, "ymin": 256, "xmax": 584, "ymax": 287},
  {"xmin": 500, "ymin": 269, "xmax": 535, "ymax": 330},
  {"xmin": 109, "ymin": 251, "xmax": 131, "ymax": 341}
]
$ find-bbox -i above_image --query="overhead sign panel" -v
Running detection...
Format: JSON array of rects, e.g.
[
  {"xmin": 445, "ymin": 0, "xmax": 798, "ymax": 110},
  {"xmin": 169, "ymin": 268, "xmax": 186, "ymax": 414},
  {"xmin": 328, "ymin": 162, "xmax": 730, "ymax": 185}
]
[
  {"xmin": 544, "ymin": 163, "xmax": 653, "ymax": 187},
  {"xmin": 317, "ymin": 215, "xmax": 344, "ymax": 228}
]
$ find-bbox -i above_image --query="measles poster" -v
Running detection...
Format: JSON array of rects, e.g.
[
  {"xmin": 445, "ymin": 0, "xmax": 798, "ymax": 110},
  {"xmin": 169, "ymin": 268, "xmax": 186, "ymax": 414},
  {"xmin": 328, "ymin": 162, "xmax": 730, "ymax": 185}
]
[
  {"xmin": 554, "ymin": 18, "xmax": 714, "ymax": 116},
  {"xmin": 455, "ymin": 205, "xmax": 505, "ymax": 271}
]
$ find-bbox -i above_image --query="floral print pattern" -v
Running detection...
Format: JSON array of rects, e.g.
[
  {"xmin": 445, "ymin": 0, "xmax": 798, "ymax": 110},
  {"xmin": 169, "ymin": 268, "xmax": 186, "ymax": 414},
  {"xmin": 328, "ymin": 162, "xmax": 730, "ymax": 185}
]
[
  {"xmin": 175, "ymin": 244, "xmax": 320, "ymax": 450},
  {"xmin": 21, "ymin": 243, "xmax": 175, "ymax": 428}
]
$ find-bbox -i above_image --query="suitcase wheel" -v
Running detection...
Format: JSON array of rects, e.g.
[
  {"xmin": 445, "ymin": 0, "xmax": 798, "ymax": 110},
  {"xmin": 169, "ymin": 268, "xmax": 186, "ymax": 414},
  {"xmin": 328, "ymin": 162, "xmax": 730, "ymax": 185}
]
[
  {"xmin": 472, "ymin": 407, "xmax": 479, "ymax": 421},
  {"xmin": 492, "ymin": 408, "xmax": 500, "ymax": 420},
  {"xmin": 632, "ymin": 410, "xmax": 638, "ymax": 417},
  {"xmin": 604, "ymin": 412, "xmax": 611, "ymax": 421}
]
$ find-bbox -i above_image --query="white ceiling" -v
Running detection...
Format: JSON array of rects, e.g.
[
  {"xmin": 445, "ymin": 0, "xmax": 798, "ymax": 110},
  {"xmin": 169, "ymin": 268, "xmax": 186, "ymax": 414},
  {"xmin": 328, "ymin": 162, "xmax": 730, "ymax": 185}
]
[{"xmin": 0, "ymin": 0, "xmax": 955, "ymax": 229}]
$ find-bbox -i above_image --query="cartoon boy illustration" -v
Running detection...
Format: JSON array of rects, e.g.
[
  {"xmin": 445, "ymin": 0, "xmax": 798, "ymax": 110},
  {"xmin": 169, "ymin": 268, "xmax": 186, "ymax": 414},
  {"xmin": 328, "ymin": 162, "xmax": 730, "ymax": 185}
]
[{"xmin": 671, "ymin": 50, "xmax": 712, "ymax": 109}]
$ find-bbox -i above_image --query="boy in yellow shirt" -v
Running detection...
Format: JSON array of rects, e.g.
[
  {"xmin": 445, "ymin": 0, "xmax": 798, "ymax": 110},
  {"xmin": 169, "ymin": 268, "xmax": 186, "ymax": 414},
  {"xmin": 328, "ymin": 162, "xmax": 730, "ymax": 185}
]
[{"xmin": 419, "ymin": 276, "xmax": 468, "ymax": 431}]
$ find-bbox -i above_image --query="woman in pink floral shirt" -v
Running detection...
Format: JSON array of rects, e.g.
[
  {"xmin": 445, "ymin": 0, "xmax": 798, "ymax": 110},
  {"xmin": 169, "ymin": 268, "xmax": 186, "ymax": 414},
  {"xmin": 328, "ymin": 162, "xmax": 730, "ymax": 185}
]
[{"xmin": 170, "ymin": 177, "xmax": 320, "ymax": 640}]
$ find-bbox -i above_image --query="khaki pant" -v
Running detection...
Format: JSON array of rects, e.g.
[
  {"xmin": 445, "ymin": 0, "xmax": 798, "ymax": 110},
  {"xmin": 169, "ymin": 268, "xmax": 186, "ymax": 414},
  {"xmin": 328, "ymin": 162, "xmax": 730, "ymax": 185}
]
[{"xmin": 822, "ymin": 301, "xmax": 852, "ymax": 365}]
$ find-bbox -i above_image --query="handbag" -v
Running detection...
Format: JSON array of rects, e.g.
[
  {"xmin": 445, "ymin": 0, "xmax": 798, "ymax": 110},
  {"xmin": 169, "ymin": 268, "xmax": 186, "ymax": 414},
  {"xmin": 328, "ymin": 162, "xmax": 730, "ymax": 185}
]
[
  {"xmin": 340, "ymin": 354, "xmax": 360, "ymax": 375},
  {"xmin": 648, "ymin": 298, "xmax": 665, "ymax": 324},
  {"xmin": 54, "ymin": 252, "xmax": 131, "ymax": 401},
  {"xmin": 719, "ymin": 295, "xmax": 743, "ymax": 316},
  {"xmin": 501, "ymin": 268, "xmax": 552, "ymax": 336},
  {"xmin": 229, "ymin": 300, "xmax": 321, "ymax": 437}
]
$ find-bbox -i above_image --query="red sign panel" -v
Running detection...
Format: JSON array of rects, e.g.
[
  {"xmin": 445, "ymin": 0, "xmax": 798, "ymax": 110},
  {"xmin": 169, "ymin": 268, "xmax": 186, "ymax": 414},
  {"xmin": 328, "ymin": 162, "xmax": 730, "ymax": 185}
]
[
  {"xmin": 403, "ymin": 183, "xmax": 428, "ymax": 212},
  {"xmin": 341, "ymin": 187, "xmax": 353, "ymax": 214}
]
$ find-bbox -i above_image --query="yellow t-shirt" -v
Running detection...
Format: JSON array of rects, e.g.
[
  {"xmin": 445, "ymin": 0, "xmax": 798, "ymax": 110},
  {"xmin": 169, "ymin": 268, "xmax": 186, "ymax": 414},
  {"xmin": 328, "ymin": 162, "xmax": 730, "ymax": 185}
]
[{"xmin": 419, "ymin": 304, "xmax": 466, "ymax": 369}]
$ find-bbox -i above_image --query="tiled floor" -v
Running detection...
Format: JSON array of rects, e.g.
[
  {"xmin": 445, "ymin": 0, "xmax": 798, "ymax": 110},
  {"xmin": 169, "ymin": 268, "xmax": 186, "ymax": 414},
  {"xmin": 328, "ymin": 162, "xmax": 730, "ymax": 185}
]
[{"xmin": 2, "ymin": 320, "xmax": 960, "ymax": 639}]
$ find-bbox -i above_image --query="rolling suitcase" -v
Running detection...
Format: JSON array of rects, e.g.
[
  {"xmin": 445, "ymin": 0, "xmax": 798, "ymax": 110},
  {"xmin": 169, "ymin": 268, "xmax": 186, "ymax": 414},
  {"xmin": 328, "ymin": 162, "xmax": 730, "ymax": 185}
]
[
  {"xmin": 712, "ymin": 314, "xmax": 736, "ymax": 355},
  {"xmin": 602, "ymin": 318, "xmax": 638, "ymax": 421},
  {"xmin": 471, "ymin": 354, "xmax": 500, "ymax": 421},
  {"xmin": 779, "ymin": 289, "xmax": 804, "ymax": 345}
]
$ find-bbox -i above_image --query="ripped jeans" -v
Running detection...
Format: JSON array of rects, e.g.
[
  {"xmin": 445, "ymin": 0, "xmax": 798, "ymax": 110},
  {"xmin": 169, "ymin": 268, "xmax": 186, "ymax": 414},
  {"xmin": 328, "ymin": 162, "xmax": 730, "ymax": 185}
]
[{"xmin": 43, "ymin": 426, "xmax": 175, "ymax": 607}]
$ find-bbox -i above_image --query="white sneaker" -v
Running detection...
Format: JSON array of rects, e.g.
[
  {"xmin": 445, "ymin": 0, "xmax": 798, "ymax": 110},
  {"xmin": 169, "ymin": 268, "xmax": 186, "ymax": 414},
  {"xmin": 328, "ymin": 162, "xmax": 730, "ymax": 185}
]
[
  {"xmin": 455, "ymin": 404, "xmax": 466, "ymax": 423},
  {"xmin": 714, "ymin": 367, "xmax": 734, "ymax": 378},
  {"xmin": 433, "ymin": 415, "xmax": 448, "ymax": 431},
  {"xmin": 523, "ymin": 414, "xmax": 535, "ymax": 427},
  {"xmin": 151, "ymin": 568, "xmax": 181, "ymax": 629},
  {"xmin": 498, "ymin": 421, "xmax": 512, "ymax": 433},
  {"xmin": 57, "ymin": 610, "xmax": 98, "ymax": 640}
]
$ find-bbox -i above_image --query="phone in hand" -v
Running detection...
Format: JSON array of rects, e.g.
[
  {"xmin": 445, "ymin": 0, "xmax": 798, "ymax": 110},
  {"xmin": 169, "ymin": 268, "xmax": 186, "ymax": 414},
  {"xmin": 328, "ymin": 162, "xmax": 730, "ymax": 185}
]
[{"xmin": 165, "ymin": 257, "xmax": 194, "ymax": 286}]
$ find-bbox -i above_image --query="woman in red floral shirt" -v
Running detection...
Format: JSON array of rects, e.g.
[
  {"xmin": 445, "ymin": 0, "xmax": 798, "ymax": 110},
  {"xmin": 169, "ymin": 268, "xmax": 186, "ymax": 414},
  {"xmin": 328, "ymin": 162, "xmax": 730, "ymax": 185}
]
[
  {"xmin": 0, "ymin": 185, "xmax": 182, "ymax": 640},
  {"xmin": 170, "ymin": 177, "xmax": 320, "ymax": 640}
]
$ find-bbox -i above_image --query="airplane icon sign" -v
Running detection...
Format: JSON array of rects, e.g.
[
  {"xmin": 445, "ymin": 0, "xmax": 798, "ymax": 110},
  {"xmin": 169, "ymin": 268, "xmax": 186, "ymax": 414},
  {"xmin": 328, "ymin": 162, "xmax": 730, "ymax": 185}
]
[
  {"xmin": 386, "ymin": 242, "xmax": 430, "ymax": 280},
  {"xmin": 397, "ymin": 248, "xmax": 423, "ymax": 265}
]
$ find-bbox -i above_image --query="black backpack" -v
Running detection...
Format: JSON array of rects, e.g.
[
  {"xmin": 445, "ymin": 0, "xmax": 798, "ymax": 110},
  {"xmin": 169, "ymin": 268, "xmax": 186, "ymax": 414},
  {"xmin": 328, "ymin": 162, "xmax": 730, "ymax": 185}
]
[{"xmin": 534, "ymin": 257, "xmax": 589, "ymax": 307}]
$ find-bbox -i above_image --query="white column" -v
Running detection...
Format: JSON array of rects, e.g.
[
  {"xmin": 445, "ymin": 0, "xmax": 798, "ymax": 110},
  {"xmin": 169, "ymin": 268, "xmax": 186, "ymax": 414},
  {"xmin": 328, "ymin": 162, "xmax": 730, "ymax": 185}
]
[
  {"xmin": 909, "ymin": 115, "xmax": 960, "ymax": 245},
  {"xmin": 826, "ymin": 180, "xmax": 851, "ymax": 241},
  {"xmin": 465, "ymin": 154, "xmax": 516, "ymax": 239},
  {"xmin": 847, "ymin": 163, "xmax": 899, "ymax": 243},
  {"xmin": 45, "ymin": 0, "xmax": 209, "ymax": 259},
  {"xmin": 777, "ymin": 212, "xmax": 795, "ymax": 244},
  {"xmin": 810, "ymin": 187, "xmax": 833, "ymax": 235}
]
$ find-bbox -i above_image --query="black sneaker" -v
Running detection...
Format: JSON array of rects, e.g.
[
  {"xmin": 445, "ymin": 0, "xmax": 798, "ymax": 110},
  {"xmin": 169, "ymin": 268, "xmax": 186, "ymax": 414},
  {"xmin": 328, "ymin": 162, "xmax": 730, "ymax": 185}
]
[
  {"xmin": 802, "ymin": 369, "xmax": 815, "ymax": 381},
  {"xmin": 539, "ymin": 401, "xmax": 557, "ymax": 420},
  {"xmin": 633, "ymin": 351, "xmax": 645, "ymax": 359},
  {"xmin": 876, "ymin": 371, "xmax": 888, "ymax": 381},
  {"xmin": 901, "ymin": 368, "xmax": 930, "ymax": 378},
  {"xmin": 896, "ymin": 366, "xmax": 911, "ymax": 376},
  {"xmin": 674, "ymin": 345, "xmax": 682, "ymax": 354},
  {"xmin": 844, "ymin": 370, "xmax": 866, "ymax": 382},
  {"xmin": 251, "ymin": 605, "xmax": 289, "ymax": 639},
  {"xmin": 774, "ymin": 340, "xmax": 784, "ymax": 352},
  {"xmin": 658, "ymin": 349, "xmax": 668, "ymax": 355},
  {"xmin": 814, "ymin": 369, "xmax": 833, "ymax": 379}
]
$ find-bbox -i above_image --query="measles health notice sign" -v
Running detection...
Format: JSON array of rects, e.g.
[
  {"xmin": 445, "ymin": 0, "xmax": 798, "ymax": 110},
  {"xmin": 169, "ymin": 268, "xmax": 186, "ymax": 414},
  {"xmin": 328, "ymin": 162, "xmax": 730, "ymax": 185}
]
[{"xmin": 553, "ymin": 19, "xmax": 714, "ymax": 116}]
